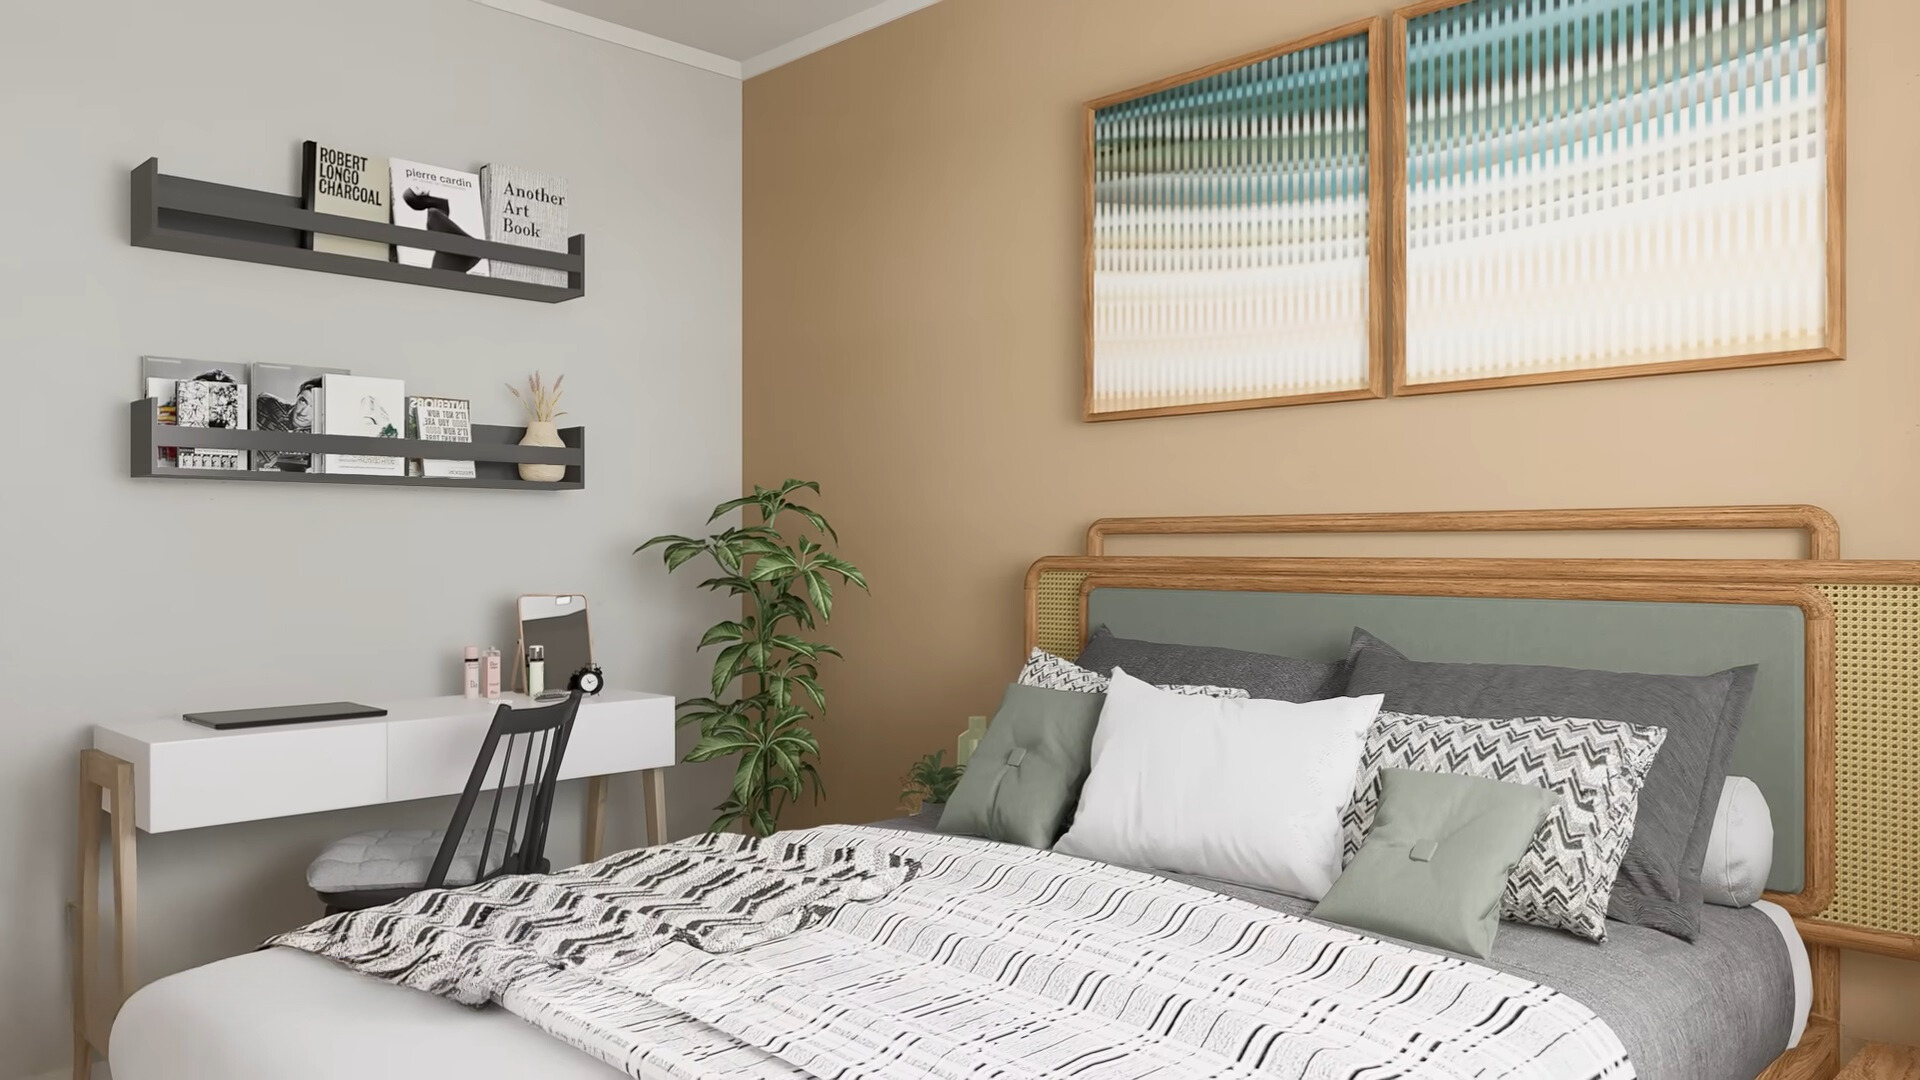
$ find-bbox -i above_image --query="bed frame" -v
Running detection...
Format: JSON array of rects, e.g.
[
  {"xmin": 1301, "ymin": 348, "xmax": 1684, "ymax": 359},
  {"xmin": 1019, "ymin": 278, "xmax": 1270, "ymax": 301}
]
[{"xmin": 1026, "ymin": 505, "xmax": 1920, "ymax": 1080}]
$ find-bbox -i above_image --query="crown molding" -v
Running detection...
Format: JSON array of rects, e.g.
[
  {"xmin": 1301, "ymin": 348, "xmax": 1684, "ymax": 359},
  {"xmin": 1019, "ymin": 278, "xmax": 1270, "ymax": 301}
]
[
  {"xmin": 466, "ymin": 0, "xmax": 744, "ymax": 78},
  {"xmin": 465, "ymin": 0, "xmax": 943, "ymax": 80},
  {"xmin": 738, "ymin": 0, "xmax": 944, "ymax": 78}
]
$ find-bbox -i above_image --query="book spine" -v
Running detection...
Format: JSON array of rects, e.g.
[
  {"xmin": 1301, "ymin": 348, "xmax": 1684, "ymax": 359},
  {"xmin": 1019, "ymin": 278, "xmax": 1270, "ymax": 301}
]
[{"xmin": 300, "ymin": 140, "xmax": 319, "ymax": 251}]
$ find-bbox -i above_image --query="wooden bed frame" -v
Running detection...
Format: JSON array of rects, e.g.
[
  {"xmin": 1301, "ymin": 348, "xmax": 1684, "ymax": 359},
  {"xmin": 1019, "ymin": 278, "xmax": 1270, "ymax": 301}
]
[{"xmin": 1023, "ymin": 505, "xmax": 1920, "ymax": 1080}]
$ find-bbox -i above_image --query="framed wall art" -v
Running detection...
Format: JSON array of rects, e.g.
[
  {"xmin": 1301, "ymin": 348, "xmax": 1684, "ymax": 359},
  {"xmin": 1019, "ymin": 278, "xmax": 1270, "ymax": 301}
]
[
  {"xmin": 1390, "ymin": 0, "xmax": 1845, "ymax": 395},
  {"xmin": 1084, "ymin": 19, "xmax": 1388, "ymax": 421}
]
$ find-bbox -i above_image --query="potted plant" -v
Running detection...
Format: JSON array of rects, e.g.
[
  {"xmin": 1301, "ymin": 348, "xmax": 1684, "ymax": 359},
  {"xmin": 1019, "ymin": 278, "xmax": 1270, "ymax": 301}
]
[
  {"xmin": 507, "ymin": 371, "xmax": 566, "ymax": 482},
  {"xmin": 900, "ymin": 750, "xmax": 965, "ymax": 822},
  {"xmin": 638, "ymin": 480, "xmax": 866, "ymax": 836}
]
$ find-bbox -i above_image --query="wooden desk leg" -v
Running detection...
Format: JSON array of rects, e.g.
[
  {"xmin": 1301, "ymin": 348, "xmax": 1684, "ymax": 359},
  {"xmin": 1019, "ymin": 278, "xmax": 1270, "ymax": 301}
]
[
  {"xmin": 583, "ymin": 775, "xmax": 606, "ymax": 863},
  {"xmin": 640, "ymin": 768, "xmax": 668, "ymax": 847},
  {"xmin": 73, "ymin": 749, "xmax": 136, "ymax": 1080}
]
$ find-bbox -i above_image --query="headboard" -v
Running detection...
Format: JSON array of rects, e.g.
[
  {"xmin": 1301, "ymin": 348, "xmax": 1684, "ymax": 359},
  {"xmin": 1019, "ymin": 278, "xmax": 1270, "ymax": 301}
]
[{"xmin": 1024, "ymin": 508, "xmax": 1920, "ymax": 965}]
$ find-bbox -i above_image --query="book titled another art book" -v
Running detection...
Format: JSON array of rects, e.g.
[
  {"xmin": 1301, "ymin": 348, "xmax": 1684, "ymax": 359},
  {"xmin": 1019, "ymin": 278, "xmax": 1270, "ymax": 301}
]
[
  {"xmin": 482, "ymin": 165, "xmax": 569, "ymax": 288},
  {"xmin": 319, "ymin": 374, "xmax": 406, "ymax": 476}
]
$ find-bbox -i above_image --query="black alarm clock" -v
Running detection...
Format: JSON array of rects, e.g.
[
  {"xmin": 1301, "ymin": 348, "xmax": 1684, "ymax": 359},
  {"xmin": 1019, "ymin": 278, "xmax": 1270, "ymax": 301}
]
[{"xmin": 569, "ymin": 663, "xmax": 605, "ymax": 695}]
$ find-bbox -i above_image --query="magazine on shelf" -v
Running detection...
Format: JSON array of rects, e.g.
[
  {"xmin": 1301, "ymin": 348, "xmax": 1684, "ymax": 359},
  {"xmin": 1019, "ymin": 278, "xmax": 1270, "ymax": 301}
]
[
  {"xmin": 250, "ymin": 362, "xmax": 347, "ymax": 472},
  {"xmin": 301, "ymin": 141, "xmax": 390, "ymax": 261},
  {"xmin": 318, "ymin": 374, "xmax": 406, "ymax": 476},
  {"xmin": 141, "ymin": 356, "xmax": 248, "ymax": 470},
  {"xmin": 481, "ymin": 165, "xmax": 568, "ymax": 288},
  {"xmin": 389, "ymin": 159, "xmax": 489, "ymax": 276},
  {"xmin": 405, "ymin": 395, "xmax": 475, "ymax": 479}
]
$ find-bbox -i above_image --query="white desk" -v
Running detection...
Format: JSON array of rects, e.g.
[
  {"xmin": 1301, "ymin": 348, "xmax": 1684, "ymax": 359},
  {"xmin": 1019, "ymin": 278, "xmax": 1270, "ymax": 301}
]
[{"xmin": 71, "ymin": 690, "xmax": 675, "ymax": 1080}]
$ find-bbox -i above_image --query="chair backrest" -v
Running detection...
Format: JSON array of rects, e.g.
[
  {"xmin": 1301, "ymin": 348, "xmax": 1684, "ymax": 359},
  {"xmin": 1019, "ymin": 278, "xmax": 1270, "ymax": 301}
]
[{"xmin": 425, "ymin": 691, "xmax": 583, "ymax": 891}]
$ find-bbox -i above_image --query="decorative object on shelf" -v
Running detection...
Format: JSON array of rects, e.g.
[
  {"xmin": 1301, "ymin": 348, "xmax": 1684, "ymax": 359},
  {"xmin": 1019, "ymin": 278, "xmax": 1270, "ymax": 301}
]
[
  {"xmin": 1085, "ymin": 19, "xmax": 1387, "ymax": 421},
  {"xmin": 129, "ymin": 159, "xmax": 583, "ymax": 302},
  {"xmin": 482, "ymin": 165, "xmax": 569, "ymax": 288},
  {"xmin": 638, "ymin": 479, "xmax": 868, "ymax": 836},
  {"xmin": 318, "ymin": 374, "xmax": 406, "ymax": 477},
  {"xmin": 301, "ymin": 142, "xmax": 389, "ymax": 262},
  {"xmin": 405, "ymin": 395, "xmax": 475, "ymax": 479},
  {"xmin": 1391, "ymin": 0, "xmax": 1844, "ymax": 395},
  {"xmin": 569, "ymin": 663, "xmax": 605, "ymax": 696},
  {"xmin": 900, "ymin": 750, "xmax": 965, "ymax": 816},
  {"xmin": 250, "ymin": 362, "xmax": 345, "ymax": 473},
  {"xmin": 127, "ymin": 399, "xmax": 585, "ymax": 490},
  {"xmin": 507, "ymin": 371, "xmax": 568, "ymax": 482},
  {"xmin": 388, "ymin": 159, "xmax": 489, "ymax": 276}
]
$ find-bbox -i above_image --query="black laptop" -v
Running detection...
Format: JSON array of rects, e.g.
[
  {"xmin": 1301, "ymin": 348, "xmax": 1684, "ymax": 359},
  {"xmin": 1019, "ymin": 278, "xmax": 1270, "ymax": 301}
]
[{"xmin": 183, "ymin": 701, "xmax": 388, "ymax": 730}]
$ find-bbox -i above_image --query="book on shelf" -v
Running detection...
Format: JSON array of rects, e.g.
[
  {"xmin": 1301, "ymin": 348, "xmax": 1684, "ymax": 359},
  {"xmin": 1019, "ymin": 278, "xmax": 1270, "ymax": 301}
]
[
  {"xmin": 318, "ymin": 374, "xmax": 406, "ymax": 476},
  {"xmin": 389, "ymin": 160, "xmax": 489, "ymax": 277},
  {"xmin": 301, "ymin": 142, "xmax": 390, "ymax": 261},
  {"xmin": 141, "ymin": 356, "xmax": 249, "ymax": 470},
  {"xmin": 174, "ymin": 379, "xmax": 248, "ymax": 471},
  {"xmin": 481, "ymin": 165, "xmax": 568, "ymax": 288},
  {"xmin": 250, "ymin": 362, "xmax": 346, "ymax": 473},
  {"xmin": 406, "ymin": 396, "xmax": 476, "ymax": 479}
]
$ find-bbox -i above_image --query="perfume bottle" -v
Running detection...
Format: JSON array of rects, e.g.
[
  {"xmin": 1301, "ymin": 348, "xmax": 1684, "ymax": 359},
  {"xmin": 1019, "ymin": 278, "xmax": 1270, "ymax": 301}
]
[
  {"xmin": 482, "ymin": 647, "xmax": 502, "ymax": 700},
  {"xmin": 957, "ymin": 715, "xmax": 988, "ymax": 767},
  {"xmin": 463, "ymin": 646, "xmax": 480, "ymax": 700},
  {"xmin": 526, "ymin": 645, "xmax": 546, "ymax": 697}
]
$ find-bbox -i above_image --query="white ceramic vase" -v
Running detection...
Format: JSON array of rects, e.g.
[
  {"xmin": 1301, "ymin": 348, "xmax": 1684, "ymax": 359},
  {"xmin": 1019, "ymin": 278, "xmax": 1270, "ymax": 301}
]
[{"xmin": 518, "ymin": 420, "xmax": 566, "ymax": 482}]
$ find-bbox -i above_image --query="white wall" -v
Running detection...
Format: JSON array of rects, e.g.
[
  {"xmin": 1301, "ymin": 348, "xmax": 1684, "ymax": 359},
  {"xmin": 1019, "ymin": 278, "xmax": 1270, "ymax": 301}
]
[{"xmin": 0, "ymin": 0, "xmax": 741, "ymax": 1073}]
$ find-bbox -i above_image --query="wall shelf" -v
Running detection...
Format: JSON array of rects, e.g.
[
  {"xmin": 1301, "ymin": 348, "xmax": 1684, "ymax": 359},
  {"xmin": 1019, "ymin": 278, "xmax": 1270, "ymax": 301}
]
[
  {"xmin": 129, "ymin": 158, "xmax": 585, "ymax": 303},
  {"xmin": 129, "ymin": 400, "xmax": 585, "ymax": 491}
]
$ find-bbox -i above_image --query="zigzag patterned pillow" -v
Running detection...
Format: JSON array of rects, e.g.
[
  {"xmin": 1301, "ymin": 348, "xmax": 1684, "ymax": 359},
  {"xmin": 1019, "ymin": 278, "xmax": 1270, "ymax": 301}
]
[
  {"xmin": 1017, "ymin": 649, "xmax": 1248, "ymax": 699},
  {"xmin": 1341, "ymin": 711, "xmax": 1666, "ymax": 941}
]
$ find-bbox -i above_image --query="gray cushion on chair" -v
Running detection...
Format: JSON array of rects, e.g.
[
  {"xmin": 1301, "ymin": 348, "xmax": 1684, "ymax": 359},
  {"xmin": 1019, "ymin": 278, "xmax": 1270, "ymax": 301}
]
[{"xmin": 306, "ymin": 827, "xmax": 510, "ymax": 893}]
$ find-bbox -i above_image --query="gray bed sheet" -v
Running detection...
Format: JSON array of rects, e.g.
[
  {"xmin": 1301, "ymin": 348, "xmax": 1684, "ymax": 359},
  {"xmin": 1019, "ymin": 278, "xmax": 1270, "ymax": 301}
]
[{"xmin": 877, "ymin": 816, "xmax": 1791, "ymax": 1080}]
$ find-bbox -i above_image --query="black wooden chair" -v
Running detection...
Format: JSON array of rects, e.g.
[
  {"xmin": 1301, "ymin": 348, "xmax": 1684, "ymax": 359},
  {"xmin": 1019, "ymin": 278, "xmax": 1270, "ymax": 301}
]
[{"xmin": 307, "ymin": 692, "xmax": 583, "ymax": 913}]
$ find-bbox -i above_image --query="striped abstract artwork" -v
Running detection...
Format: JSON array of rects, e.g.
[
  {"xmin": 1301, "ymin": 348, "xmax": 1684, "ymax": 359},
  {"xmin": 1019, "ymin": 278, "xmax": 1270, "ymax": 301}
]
[
  {"xmin": 1088, "ymin": 29, "xmax": 1379, "ymax": 418},
  {"xmin": 1401, "ymin": 0, "xmax": 1833, "ymax": 389}
]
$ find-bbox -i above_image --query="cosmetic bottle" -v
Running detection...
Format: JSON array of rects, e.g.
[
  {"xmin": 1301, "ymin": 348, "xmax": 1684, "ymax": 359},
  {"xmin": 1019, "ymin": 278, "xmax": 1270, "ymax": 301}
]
[
  {"xmin": 463, "ymin": 646, "xmax": 480, "ymax": 699},
  {"xmin": 527, "ymin": 645, "xmax": 546, "ymax": 697},
  {"xmin": 483, "ymin": 647, "xmax": 502, "ymax": 700}
]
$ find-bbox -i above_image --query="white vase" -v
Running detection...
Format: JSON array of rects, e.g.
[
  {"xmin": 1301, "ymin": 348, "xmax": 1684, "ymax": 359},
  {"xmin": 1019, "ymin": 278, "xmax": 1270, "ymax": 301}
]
[{"xmin": 518, "ymin": 420, "xmax": 566, "ymax": 482}]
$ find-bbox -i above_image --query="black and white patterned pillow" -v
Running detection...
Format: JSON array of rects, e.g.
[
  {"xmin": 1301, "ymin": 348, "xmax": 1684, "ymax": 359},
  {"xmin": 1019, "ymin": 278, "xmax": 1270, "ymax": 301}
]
[
  {"xmin": 1341, "ymin": 711, "xmax": 1666, "ymax": 942},
  {"xmin": 1017, "ymin": 649, "xmax": 1248, "ymax": 699}
]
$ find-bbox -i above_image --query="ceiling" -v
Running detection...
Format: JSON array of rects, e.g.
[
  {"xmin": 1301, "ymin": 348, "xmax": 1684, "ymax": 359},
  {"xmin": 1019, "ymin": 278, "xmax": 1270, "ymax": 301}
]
[{"xmin": 475, "ymin": 0, "xmax": 944, "ymax": 78}]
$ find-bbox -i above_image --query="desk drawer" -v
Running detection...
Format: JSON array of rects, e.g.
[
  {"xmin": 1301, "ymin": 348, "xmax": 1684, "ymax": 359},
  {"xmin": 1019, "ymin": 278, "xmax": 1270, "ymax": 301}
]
[
  {"xmin": 129, "ymin": 724, "xmax": 387, "ymax": 832},
  {"xmin": 387, "ymin": 695, "xmax": 676, "ymax": 802}
]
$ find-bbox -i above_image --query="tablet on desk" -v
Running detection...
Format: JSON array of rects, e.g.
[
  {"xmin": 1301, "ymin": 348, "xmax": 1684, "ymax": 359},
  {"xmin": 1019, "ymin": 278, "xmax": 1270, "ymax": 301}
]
[{"xmin": 183, "ymin": 702, "xmax": 388, "ymax": 730}]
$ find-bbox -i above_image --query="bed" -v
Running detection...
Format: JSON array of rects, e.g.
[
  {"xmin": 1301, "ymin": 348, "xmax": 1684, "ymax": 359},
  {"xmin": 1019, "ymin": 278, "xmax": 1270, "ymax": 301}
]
[{"xmin": 109, "ymin": 508, "xmax": 1860, "ymax": 1080}]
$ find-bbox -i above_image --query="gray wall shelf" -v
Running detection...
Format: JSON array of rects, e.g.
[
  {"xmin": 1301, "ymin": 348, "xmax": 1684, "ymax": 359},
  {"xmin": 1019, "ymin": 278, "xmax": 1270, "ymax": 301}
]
[
  {"xmin": 129, "ymin": 158, "xmax": 585, "ymax": 303},
  {"xmin": 130, "ymin": 400, "xmax": 585, "ymax": 490}
]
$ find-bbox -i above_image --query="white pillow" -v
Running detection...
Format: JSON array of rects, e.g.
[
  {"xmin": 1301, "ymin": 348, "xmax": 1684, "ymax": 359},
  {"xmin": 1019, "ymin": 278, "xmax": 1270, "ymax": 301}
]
[
  {"xmin": 1702, "ymin": 775, "xmax": 1773, "ymax": 907},
  {"xmin": 1053, "ymin": 668, "xmax": 1384, "ymax": 901}
]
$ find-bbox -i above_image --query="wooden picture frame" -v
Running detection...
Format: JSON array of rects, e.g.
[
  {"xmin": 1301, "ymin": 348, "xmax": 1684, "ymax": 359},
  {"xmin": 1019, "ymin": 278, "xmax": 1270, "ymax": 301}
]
[
  {"xmin": 1387, "ymin": 0, "xmax": 1847, "ymax": 396},
  {"xmin": 1083, "ymin": 19, "xmax": 1390, "ymax": 421}
]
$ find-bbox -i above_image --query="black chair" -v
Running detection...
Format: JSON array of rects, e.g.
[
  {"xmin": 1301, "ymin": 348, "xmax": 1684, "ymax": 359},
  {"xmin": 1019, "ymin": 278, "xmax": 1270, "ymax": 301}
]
[{"xmin": 307, "ymin": 692, "xmax": 583, "ymax": 913}]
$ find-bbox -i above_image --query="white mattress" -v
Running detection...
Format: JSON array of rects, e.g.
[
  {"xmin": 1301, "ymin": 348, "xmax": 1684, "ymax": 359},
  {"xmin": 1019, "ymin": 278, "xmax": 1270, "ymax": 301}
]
[{"xmin": 112, "ymin": 909, "xmax": 1813, "ymax": 1080}]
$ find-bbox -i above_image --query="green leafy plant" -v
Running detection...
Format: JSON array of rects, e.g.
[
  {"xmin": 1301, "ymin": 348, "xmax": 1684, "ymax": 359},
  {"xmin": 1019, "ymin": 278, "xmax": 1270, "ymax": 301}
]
[
  {"xmin": 638, "ymin": 480, "xmax": 866, "ymax": 836},
  {"xmin": 900, "ymin": 750, "xmax": 965, "ymax": 811}
]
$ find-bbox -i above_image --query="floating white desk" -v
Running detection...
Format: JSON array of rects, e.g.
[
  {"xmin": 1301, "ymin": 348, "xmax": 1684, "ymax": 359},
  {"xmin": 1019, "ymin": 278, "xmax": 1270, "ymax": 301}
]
[{"xmin": 72, "ymin": 690, "xmax": 675, "ymax": 1080}]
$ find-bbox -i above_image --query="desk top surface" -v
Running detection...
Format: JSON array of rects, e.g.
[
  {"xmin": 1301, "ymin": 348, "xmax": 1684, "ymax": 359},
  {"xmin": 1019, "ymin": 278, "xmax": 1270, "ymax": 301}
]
[{"xmin": 95, "ymin": 689, "xmax": 671, "ymax": 746}]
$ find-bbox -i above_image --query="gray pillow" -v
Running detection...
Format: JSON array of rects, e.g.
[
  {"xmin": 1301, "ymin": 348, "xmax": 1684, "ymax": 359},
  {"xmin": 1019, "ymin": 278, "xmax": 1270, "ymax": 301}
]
[
  {"xmin": 1344, "ymin": 628, "xmax": 1757, "ymax": 941},
  {"xmin": 938, "ymin": 683, "xmax": 1104, "ymax": 849},
  {"xmin": 1315, "ymin": 768, "xmax": 1556, "ymax": 959},
  {"xmin": 1075, "ymin": 626, "xmax": 1348, "ymax": 702}
]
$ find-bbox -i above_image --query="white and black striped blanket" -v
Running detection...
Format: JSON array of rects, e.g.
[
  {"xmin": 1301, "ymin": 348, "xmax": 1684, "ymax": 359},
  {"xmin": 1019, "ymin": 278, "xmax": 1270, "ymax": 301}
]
[{"xmin": 271, "ymin": 825, "xmax": 1633, "ymax": 1080}]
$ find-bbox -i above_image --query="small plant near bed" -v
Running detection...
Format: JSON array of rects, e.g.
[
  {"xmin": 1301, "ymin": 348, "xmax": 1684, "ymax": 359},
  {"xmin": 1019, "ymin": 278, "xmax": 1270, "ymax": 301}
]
[
  {"xmin": 900, "ymin": 750, "xmax": 965, "ymax": 814},
  {"xmin": 639, "ymin": 479, "xmax": 866, "ymax": 837}
]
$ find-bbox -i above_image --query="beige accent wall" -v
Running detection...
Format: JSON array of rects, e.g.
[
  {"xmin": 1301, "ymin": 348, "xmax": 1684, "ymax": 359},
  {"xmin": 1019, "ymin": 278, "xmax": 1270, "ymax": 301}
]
[{"xmin": 745, "ymin": 0, "xmax": 1920, "ymax": 1054}]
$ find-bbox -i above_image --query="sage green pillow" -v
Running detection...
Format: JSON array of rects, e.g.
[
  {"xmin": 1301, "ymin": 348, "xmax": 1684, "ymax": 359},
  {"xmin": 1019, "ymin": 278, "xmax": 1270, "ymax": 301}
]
[
  {"xmin": 938, "ymin": 683, "xmax": 1104, "ymax": 849},
  {"xmin": 1313, "ymin": 768, "xmax": 1555, "ymax": 959}
]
